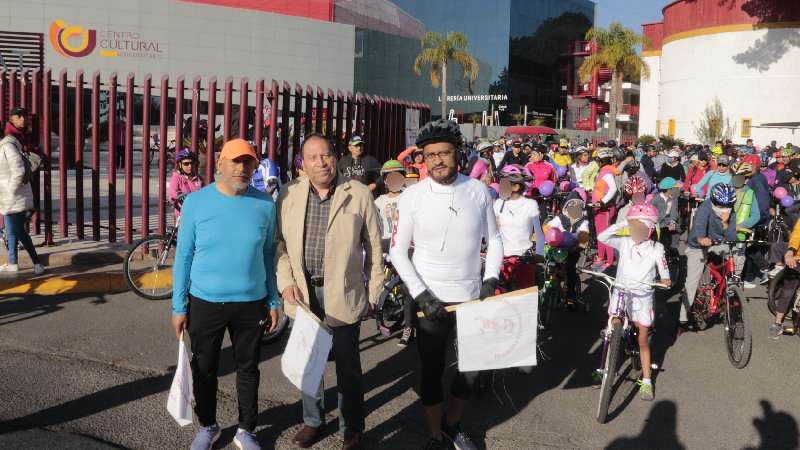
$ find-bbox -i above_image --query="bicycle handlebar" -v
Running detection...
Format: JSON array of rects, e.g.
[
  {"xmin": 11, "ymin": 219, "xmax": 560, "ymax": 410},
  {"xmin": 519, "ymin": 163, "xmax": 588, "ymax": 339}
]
[{"xmin": 579, "ymin": 269, "xmax": 669, "ymax": 291}]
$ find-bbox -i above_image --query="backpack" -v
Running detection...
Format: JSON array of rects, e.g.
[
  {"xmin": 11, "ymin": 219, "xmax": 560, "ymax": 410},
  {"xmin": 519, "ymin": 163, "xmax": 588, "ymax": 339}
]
[
  {"xmin": 251, "ymin": 157, "xmax": 281, "ymax": 199},
  {"xmin": 0, "ymin": 135, "xmax": 36, "ymax": 185}
]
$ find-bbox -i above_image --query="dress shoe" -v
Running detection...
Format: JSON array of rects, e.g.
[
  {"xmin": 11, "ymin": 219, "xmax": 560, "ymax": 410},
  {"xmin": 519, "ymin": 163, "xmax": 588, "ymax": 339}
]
[{"xmin": 292, "ymin": 425, "xmax": 320, "ymax": 449}]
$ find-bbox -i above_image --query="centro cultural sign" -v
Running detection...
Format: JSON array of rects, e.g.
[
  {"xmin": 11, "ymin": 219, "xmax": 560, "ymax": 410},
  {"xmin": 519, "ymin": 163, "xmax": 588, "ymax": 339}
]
[{"xmin": 49, "ymin": 19, "xmax": 165, "ymax": 59}]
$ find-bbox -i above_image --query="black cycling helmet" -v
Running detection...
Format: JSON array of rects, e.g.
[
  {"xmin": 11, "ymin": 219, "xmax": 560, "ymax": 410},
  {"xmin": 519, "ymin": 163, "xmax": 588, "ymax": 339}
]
[{"xmin": 415, "ymin": 119, "xmax": 463, "ymax": 149}]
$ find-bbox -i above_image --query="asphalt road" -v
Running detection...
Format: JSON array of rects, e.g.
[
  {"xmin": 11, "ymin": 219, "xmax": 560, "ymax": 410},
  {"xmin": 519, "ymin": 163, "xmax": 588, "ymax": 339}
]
[{"xmin": 0, "ymin": 277, "xmax": 798, "ymax": 449}]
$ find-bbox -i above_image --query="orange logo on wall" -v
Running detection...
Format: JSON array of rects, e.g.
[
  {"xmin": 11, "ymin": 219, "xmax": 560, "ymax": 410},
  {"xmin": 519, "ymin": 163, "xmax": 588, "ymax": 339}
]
[{"xmin": 49, "ymin": 19, "xmax": 97, "ymax": 58}]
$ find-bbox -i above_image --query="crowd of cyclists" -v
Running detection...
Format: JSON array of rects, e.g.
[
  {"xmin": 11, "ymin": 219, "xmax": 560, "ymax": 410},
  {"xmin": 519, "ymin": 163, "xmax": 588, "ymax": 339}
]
[{"xmin": 165, "ymin": 118, "xmax": 800, "ymax": 448}]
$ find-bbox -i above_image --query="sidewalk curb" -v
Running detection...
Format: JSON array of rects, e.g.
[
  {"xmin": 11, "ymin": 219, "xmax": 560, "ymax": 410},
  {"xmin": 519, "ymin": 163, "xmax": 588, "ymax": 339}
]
[{"xmin": 0, "ymin": 272, "xmax": 130, "ymax": 296}]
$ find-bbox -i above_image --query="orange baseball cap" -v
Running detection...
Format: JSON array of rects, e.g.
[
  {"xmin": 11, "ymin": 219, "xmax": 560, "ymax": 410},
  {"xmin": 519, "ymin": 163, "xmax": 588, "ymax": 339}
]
[{"xmin": 220, "ymin": 138, "xmax": 257, "ymax": 161}]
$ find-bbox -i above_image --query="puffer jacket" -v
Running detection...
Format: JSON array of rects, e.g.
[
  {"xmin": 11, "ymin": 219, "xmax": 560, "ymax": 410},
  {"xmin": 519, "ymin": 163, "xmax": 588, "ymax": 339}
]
[{"xmin": 0, "ymin": 135, "xmax": 33, "ymax": 215}]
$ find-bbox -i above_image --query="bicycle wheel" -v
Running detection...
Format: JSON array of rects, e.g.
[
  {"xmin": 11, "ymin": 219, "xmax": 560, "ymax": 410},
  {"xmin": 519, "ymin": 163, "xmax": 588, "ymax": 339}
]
[
  {"xmin": 124, "ymin": 235, "xmax": 175, "ymax": 300},
  {"xmin": 724, "ymin": 285, "xmax": 752, "ymax": 369},
  {"xmin": 691, "ymin": 267, "xmax": 713, "ymax": 331},
  {"xmin": 540, "ymin": 284, "xmax": 556, "ymax": 329},
  {"xmin": 597, "ymin": 321, "xmax": 622, "ymax": 424},
  {"xmin": 767, "ymin": 268, "xmax": 784, "ymax": 316}
]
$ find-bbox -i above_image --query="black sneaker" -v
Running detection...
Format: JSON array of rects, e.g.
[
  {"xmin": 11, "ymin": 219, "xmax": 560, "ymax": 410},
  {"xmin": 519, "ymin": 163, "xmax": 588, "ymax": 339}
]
[
  {"xmin": 441, "ymin": 422, "xmax": 477, "ymax": 450},
  {"xmin": 423, "ymin": 437, "xmax": 448, "ymax": 450},
  {"xmin": 397, "ymin": 327, "xmax": 413, "ymax": 348}
]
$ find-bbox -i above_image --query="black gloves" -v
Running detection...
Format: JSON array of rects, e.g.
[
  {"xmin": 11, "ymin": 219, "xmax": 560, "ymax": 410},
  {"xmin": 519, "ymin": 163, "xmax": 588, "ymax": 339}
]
[
  {"xmin": 415, "ymin": 290, "xmax": 448, "ymax": 321},
  {"xmin": 480, "ymin": 278, "xmax": 499, "ymax": 300}
]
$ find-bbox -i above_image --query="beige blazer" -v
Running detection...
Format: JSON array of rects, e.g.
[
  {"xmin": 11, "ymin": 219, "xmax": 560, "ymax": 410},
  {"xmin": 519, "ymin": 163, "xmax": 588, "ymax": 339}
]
[{"xmin": 276, "ymin": 176, "xmax": 384, "ymax": 327}]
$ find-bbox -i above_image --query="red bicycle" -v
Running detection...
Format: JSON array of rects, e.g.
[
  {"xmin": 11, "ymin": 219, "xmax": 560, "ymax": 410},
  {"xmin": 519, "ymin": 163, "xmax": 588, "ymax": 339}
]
[{"xmin": 690, "ymin": 240, "xmax": 760, "ymax": 369}]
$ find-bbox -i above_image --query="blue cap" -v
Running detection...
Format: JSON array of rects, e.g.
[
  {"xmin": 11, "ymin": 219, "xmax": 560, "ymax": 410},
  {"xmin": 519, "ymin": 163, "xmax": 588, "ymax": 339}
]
[{"xmin": 348, "ymin": 135, "xmax": 364, "ymax": 145}]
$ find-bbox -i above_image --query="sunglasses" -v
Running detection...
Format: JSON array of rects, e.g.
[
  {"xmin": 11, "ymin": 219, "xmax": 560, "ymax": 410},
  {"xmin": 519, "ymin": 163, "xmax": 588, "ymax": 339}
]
[{"xmin": 180, "ymin": 161, "xmax": 194, "ymax": 166}]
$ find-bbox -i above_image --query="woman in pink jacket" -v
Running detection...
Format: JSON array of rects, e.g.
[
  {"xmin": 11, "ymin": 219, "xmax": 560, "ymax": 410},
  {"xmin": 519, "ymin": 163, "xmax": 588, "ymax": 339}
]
[
  {"xmin": 591, "ymin": 148, "xmax": 621, "ymax": 270},
  {"xmin": 169, "ymin": 148, "xmax": 203, "ymax": 217},
  {"xmin": 525, "ymin": 145, "xmax": 556, "ymax": 193}
]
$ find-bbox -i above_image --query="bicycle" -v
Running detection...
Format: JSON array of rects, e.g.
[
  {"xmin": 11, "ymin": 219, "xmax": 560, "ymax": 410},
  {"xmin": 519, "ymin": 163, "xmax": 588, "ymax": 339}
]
[
  {"xmin": 766, "ymin": 264, "xmax": 800, "ymax": 337},
  {"xmin": 582, "ymin": 269, "xmax": 668, "ymax": 424},
  {"xmin": 690, "ymin": 239, "xmax": 760, "ymax": 369},
  {"xmin": 374, "ymin": 255, "xmax": 412, "ymax": 338},
  {"xmin": 766, "ymin": 203, "xmax": 789, "ymax": 243}
]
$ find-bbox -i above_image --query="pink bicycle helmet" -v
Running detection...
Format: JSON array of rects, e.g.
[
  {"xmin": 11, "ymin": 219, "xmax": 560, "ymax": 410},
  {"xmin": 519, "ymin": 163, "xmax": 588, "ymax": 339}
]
[
  {"xmin": 627, "ymin": 202, "xmax": 659, "ymax": 228},
  {"xmin": 500, "ymin": 164, "xmax": 524, "ymax": 176}
]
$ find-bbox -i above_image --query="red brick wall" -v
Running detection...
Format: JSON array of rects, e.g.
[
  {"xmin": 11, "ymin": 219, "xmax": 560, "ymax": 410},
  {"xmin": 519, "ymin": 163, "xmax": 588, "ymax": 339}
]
[{"xmin": 179, "ymin": 0, "xmax": 334, "ymax": 22}]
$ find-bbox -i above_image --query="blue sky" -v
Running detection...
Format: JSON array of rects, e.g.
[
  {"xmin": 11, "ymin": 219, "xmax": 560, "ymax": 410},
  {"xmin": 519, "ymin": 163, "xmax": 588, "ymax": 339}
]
[{"xmin": 594, "ymin": 0, "xmax": 672, "ymax": 32}]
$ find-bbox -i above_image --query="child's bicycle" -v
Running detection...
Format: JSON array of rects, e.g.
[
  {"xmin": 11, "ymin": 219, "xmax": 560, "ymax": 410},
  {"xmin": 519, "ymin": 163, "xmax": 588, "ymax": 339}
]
[
  {"xmin": 690, "ymin": 238, "xmax": 762, "ymax": 369},
  {"xmin": 581, "ymin": 269, "xmax": 668, "ymax": 424}
]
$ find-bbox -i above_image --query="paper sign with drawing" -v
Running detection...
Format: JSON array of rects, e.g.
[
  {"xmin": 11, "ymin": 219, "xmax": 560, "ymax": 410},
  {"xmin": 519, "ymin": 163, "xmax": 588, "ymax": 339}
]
[
  {"xmin": 281, "ymin": 306, "xmax": 333, "ymax": 396},
  {"xmin": 456, "ymin": 289, "xmax": 538, "ymax": 372}
]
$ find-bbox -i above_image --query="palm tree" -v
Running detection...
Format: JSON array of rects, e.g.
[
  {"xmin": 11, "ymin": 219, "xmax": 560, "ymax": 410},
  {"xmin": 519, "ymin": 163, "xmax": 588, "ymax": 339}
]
[
  {"xmin": 578, "ymin": 21, "xmax": 650, "ymax": 140},
  {"xmin": 414, "ymin": 31, "xmax": 479, "ymax": 118}
]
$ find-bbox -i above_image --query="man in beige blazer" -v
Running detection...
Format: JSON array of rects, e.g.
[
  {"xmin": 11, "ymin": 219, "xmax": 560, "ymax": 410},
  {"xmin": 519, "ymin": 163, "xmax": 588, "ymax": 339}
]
[{"xmin": 275, "ymin": 133, "xmax": 383, "ymax": 450}]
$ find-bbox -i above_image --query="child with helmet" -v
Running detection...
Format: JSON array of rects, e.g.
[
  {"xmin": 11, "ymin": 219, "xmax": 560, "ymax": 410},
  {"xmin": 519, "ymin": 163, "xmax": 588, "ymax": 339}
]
[
  {"xmin": 168, "ymin": 148, "xmax": 203, "ymax": 217},
  {"xmin": 545, "ymin": 197, "xmax": 591, "ymax": 309},
  {"xmin": 597, "ymin": 202, "xmax": 671, "ymax": 401}
]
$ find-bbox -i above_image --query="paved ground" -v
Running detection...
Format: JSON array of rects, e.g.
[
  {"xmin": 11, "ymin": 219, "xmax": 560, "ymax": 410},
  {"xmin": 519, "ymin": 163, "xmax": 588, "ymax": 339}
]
[{"xmin": 0, "ymin": 279, "xmax": 798, "ymax": 449}]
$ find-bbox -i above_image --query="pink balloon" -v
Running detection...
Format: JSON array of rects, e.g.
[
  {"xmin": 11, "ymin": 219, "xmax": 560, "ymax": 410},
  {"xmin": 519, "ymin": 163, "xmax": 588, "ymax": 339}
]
[
  {"xmin": 545, "ymin": 227, "xmax": 563, "ymax": 247},
  {"xmin": 774, "ymin": 187, "xmax": 788, "ymax": 199},
  {"xmin": 559, "ymin": 180, "xmax": 572, "ymax": 192},
  {"xmin": 539, "ymin": 180, "xmax": 555, "ymax": 197},
  {"xmin": 781, "ymin": 195, "xmax": 794, "ymax": 208}
]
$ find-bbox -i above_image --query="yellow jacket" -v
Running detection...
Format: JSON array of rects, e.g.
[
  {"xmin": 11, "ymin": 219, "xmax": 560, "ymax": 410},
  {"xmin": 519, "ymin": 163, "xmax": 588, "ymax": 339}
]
[
  {"xmin": 552, "ymin": 153, "xmax": 573, "ymax": 167},
  {"xmin": 789, "ymin": 220, "xmax": 800, "ymax": 252}
]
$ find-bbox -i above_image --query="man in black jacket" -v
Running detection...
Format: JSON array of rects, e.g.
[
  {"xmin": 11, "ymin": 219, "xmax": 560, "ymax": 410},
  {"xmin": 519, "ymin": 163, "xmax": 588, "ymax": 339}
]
[
  {"xmin": 337, "ymin": 135, "xmax": 380, "ymax": 191},
  {"xmin": 497, "ymin": 140, "xmax": 527, "ymax": 170},
  {"xmin": 640, "ymin": 145, "xmax": 657, "ymax": 180}
]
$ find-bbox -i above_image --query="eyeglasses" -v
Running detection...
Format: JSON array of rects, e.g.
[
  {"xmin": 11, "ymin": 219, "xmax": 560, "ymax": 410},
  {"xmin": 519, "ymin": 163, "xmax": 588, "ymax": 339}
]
[
  {"xmin": 423, "ymin": 150, "xmax": 454, "ymax": 162},
  {"xmin": 180, "ymin": 161, "xmax": 193, "ymax": 166}
]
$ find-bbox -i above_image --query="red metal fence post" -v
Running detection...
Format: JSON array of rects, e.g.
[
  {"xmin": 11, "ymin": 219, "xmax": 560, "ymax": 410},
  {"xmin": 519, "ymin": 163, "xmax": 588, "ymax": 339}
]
[
  {"xmin": 223, "ymin": 77, "xmax": 233, "ymax": 142},
  {"xmin": 254, "ymin": 79, "xmax": 265, "ymax": 158},
  {"xmin": 58, "ymin": 69, "xmax": 68, "ymax": 238},
  {"xmin": 205, "ymin": 77, "xmax": 217, "ymax": 184},
  {"xmin": 345, "ymin": 92, "xmax": 354, "ymax": 146},
  {"xmin": 124, "ymin": 73, "xmax": 134, "ymax": 244},
  {"xmin": 279, "ymin": 82, "xmax": 290, "ymax": 180},
  {"xmin": 292, "ymin": 83, "xmax": 302, "ymax": 160},
  {"xmin": 268, "ymin": 80, "xmax": 278, "ymax": 161},
  {"xmin": 141, "ymin": 75, "xmax": 151, "ymax": 239},
  {"xmin": 324, "ymin": 89, "xmax": 334, "ymax": 140},
  {"xmin": 0, "ymin": 70, "xmax": 6, "ymax": 124},
  {"xmin": 74, "ymin": 70, "xmax": 84, "ymax": 240},
  {"xmin": 304, "ymin": 85, "xmax": 313, "ymax": 136},
  {"xmin": 315, "ymin": 87, "xmax": 324, "ymax": 133},
  {"xmin": 334, "ymin": 90, "xmax": 343, "ymax": 153},
  {"xmin": 175, "ymin": 76, "xmax": 185, "ymax": 152},
  {"xmin": 239, "ymin": 77, "xmax": 249, "ymax": 140},
  {"xmin": 191, "ymin": 76, "xmax": 201, "ymax": 155},
  {"xmin": 90, "ymin": 71, "xmax": 100, "ymax": 240},
  {"xmin": 158, "ymin": 76, "xmax": 168, "ymax": 235},
  {"xmin": 31, "ymin": 70, "xmax": 42, "ymax": 236},
  {"xmin": 108, "ymin": 73, "xmax": 119, "ymax": 242},
  {"xmin": 42, "ymin": 69, "xmax": 53, "ymax": 245}
]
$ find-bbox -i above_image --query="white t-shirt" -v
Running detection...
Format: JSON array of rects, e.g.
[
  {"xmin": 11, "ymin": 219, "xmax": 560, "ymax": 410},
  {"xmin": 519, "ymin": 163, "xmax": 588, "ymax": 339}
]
[
  {"xmin": 598, "ymin": 221, "xmax": 670, "ymax": 300},
  {"xmin": 390, "ymin": 174, "xmax": 504, "ymax": 303},
  {"xmin": 374, "ymin": 193, "xmax": 400, "ymax": 240},
  {"xmin": 492, "ymin": 151, "xmax": 506, "ymax": 168},
  {"xmin": 493, "ymin": 196, "xmax": 541, "ymax": 257}
]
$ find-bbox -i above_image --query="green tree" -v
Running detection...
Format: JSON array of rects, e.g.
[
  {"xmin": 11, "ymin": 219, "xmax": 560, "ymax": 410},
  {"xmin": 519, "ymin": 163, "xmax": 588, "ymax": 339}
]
[
  {"xmin": 694, "ymin": 97, "xmax": 733, "ymax": 145},
  {"xmin": 414, "ymin": 31, "xmax": 479, "ymax": 118},
  {"xmin": 637, "ymin": 134, "xmax": 656, "ymax": 146},
  {"xmin": 578, "ymin": 22, "xmax": 650, "ymax": 140}
]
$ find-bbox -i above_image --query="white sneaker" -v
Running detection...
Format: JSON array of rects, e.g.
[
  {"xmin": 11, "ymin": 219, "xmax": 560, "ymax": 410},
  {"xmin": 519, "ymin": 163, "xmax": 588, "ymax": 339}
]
[
  {"xmin": 769, "ymin": 265, "xmax": 785, "ymax": 278},
  {"xmin": 743, "ymin": 281, "xmax": 757, "ymax": 289},
  {"xmin": 33, "ymin": 264, "xmax": 45, "ymax": 275},
  {"xmin": 0, "ymin": 264, "xmax": 19, "ymax": 272}
]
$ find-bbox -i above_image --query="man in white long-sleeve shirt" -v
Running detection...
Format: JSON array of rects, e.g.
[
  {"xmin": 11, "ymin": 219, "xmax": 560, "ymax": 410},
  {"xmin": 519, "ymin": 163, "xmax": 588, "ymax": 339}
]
[{"xmin": 390, "ymin": 119, "xmax": 502, "ymax": 450}]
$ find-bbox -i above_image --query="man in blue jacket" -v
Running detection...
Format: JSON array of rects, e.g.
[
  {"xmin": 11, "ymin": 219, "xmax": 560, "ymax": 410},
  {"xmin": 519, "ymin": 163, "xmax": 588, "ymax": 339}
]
[{"xmin": 682, "ymin": 184, "xmax": 740, "ymax": 329}]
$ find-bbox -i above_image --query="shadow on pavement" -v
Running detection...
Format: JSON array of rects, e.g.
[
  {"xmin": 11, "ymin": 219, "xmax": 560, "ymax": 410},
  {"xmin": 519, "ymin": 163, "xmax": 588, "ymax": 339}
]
[
  {"xmin": 0, "ymin": 293, "xmax": 110, "ymax": 327},
  {"xmin": 745, "ymin": 400, "xmax": 799, "ymax": 450},
  {"xmin": 606, "ymin": 400, "xmax": 685, "ymax": 449}
]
